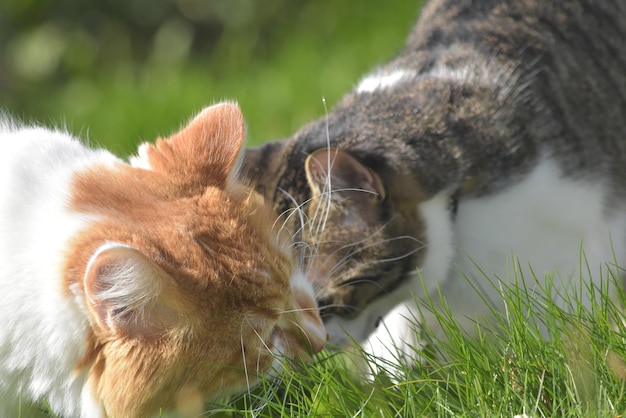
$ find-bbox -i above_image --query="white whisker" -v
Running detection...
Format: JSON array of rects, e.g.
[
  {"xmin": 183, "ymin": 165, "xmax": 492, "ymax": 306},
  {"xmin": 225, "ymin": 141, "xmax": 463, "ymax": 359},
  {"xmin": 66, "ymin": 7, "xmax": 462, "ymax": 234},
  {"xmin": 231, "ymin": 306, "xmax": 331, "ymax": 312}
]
[
  {"xmin": 316, "ymin": 96, "xmax": 334, "ymax": 244},
  {"xmin": 276, "ymin": 188, "xmax": 311, "ymax": 265},
  {"xmin": 322, "ymin": 232, "xmax": 424, "ymax": 284},
  {"xmin": 316, "ymin": 302, "xmax": 352, "ymax": 312},
  {"xmin": 239, "ymin": 316, "xmax": 252, "ymax": 403},
  {"xmin": 304, "ymin": 234, "xmax": 424, "ymax": 302},
  {"xmin": 243, "ymin": 315, "xmax": 273, "ymax": 362},
  {"xmin": 278, "ymin": 306, "xmax": 323, "ymax": 315},
  {"xmin": 288, "ymin": 317, "xmax": 316, "ymax": 353},
  {"xmin": 308, "ymin": 153, "xmax": 336, "ymax": 242}
]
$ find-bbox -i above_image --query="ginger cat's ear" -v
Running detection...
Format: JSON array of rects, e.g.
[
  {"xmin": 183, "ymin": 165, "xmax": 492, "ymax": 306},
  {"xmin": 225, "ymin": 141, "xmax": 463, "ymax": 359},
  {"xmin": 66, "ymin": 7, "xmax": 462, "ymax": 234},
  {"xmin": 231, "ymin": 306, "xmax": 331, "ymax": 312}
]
[
  {"xmin": 305, "ymin": 148, "xmax": 385, "ymax": 201},
  {"xmin": 84, "ymin": 243, "xmax": 182, "ymax": 337},
  {"xmin": 137, "ymin": 101, "xmax": 245, "ymax": 189}
]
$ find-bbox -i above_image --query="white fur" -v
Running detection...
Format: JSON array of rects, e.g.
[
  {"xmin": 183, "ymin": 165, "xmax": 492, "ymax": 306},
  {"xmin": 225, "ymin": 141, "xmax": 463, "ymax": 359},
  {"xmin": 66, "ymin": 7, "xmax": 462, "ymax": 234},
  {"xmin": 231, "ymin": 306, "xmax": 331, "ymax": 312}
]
[
  {"xmin": 356, "ymin": 50, "xmax": 516, "ymax": 97},
  {"xmin": 330, "ymin": 157, "xmax": 626, "ymax": 369},
  {"xmin": 0, "ymin": 121, "xmax": 120, "ymax": 417},
  {"xmin": 453, "ymin": 157, "xmax": 626, "ymax": 315},
  {"xmin": 129, "ymin": 142, "xmax": 153, "ymax": 170},
  {"xmin": 357, "ymin": 69, "xmax": 416, "ymax": 93},
  {"xmin": 85, "ymin": 242, "xmax": 168, "ymax": 330}
]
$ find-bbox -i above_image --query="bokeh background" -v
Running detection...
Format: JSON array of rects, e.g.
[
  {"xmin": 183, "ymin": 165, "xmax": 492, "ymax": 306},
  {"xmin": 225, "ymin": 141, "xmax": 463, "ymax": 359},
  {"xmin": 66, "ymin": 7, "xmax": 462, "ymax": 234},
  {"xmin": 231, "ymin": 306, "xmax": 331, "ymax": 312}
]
[{"xmin": 1, "ymin": 0, "xmax": 421, "ymax": 155}]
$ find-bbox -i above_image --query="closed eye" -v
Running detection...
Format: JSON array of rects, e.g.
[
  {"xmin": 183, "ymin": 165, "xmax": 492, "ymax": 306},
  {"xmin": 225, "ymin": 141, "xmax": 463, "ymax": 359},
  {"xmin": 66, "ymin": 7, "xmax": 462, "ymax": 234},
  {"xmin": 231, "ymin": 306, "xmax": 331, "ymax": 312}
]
[
  {"xmin": 316, "ymin": 297, "xmax": 357, "ymax": 319},
  {"xmin": 338, "ymin": 275, "xmax": 382, "ymax": 288}
]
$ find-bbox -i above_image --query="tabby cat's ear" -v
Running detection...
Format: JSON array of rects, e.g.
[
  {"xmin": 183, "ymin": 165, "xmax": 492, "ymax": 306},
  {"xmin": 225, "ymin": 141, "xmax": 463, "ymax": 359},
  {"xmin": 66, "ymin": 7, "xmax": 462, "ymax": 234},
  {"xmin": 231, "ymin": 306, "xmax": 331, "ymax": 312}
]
[
  {"xmin": 137, "ymin": 101, "xmax": 245, "ymax": 188},
  {"xmin": 83, "ymin": 243, "xmax": 182, "ymax": 337},
  {"xmin": 305, "ymin": 148, "xmax": 385, "ymax": 201}
]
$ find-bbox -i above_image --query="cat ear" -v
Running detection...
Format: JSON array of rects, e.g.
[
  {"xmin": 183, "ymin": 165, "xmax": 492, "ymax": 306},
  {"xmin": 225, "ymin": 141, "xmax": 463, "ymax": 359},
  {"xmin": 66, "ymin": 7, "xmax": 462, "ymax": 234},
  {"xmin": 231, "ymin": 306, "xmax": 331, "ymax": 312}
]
[
  {"xmin": 140, "ymin": 101, "xmax": 245, "ymax": 188},
  {"xmin": 305, "ymin": 148, "xmax": 385, "ymax": 201},
  {"xmin": 84, "ymin": 242, "xmax": 181, "ymax": 337}
]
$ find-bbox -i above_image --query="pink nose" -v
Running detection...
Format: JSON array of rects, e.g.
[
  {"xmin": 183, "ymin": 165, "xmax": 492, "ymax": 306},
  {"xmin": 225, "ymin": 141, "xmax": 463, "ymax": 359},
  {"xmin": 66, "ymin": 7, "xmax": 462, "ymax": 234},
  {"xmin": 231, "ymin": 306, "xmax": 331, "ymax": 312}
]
[
  {"xmin": 305, "ymin": 313, "xmax": 328, "ymax": 354},
  {"xmin": 295, "ymin": 293, "xmax": 328, "ymax": 354}
]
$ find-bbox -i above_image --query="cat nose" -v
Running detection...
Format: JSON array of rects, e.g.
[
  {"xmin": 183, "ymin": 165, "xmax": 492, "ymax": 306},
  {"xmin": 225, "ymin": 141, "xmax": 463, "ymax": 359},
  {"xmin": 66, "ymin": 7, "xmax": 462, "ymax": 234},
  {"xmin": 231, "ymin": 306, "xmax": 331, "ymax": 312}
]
[
  {"xmin": 295, "ymin": 293, "xmax": 328, "ymax": 354},
  {"xmin": 305, "ymin": 317, "xmax": 328, "ymax": 355}
]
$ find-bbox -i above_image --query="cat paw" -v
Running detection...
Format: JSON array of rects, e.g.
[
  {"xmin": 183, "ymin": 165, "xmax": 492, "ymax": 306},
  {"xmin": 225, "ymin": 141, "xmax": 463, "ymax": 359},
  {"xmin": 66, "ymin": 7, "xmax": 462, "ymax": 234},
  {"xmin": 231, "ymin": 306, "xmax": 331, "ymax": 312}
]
[{"xmin": 361, "ymin": 302, "xmax": 426, "ymax": 374}]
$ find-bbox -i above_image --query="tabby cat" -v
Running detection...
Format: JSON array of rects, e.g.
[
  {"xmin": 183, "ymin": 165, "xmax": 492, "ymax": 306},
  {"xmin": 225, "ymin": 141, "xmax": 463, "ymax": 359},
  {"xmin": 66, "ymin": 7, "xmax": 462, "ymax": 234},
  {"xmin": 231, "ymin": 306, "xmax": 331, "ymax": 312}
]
[
  {"xmin": 0, "ymin": 102, "xmax": 326, "ymax": 417},
  {"xmin": 244, "ymin": 0, "xmax": 626, "ymax": 366}
]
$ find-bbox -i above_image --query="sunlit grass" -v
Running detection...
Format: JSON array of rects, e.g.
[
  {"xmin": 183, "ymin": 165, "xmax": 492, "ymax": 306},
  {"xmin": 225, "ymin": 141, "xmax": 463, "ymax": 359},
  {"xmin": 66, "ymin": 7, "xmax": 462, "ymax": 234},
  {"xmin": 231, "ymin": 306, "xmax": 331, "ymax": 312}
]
[
  {"xmin": 209, "ymin": 264, "xmax": 626, "ymax": 417},
  {"xmin": 18, "ymin": 262, "xmax": 626, "ymax": 417}
]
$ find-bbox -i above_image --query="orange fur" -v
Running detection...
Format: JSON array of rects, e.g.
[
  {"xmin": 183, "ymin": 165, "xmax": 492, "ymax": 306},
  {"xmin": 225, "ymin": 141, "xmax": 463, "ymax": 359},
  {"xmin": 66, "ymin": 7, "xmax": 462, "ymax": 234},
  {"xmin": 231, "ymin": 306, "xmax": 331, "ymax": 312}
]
[{"xmin": 62, "ymin": 103, "xmax": 325, "ymax": 417}]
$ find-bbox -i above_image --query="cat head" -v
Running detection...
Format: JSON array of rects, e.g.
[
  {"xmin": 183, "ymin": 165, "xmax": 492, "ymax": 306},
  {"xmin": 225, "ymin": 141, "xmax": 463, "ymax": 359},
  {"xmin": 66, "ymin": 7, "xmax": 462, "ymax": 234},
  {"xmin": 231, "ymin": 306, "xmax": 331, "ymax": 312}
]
[
  {"xmin": 65, "ymin": 102, "xmax": 326, "ymax": 417},
  {"xmin": 242, "ymin": 114, "xmax": 430, "ymax": 321},
  {"xmin": 242, "ymin": 54, "xmax": 517, "ymax": 324}
]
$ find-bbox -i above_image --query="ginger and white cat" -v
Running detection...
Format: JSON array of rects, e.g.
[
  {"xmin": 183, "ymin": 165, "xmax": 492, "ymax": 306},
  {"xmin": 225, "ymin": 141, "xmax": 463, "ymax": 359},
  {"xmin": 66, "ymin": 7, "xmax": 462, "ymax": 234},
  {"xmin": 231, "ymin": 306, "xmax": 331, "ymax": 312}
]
[
  {"xmin": 0, "ymin": 102, "xmax": 326, "ymax": 417},
  {"xmin": 244, "ymin": 0, "xmax": 626, "ymax": 369}
]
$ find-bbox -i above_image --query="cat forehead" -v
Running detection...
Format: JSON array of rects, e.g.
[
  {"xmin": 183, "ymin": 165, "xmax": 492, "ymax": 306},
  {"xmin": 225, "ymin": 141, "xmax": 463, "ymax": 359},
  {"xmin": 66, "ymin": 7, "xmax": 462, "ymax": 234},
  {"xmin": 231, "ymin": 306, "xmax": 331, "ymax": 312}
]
[{"xmin": 72, "ymin": 197, "xmax": 292, "ymax": 301}]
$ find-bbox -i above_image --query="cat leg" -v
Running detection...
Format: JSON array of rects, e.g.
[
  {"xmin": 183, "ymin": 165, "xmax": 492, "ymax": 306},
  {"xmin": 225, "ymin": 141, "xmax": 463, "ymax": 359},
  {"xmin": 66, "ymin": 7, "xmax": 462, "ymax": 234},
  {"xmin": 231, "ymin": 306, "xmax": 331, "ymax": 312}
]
[
  {"xmin": 356, "ymin": 191, "xmax": 458, "ymax": 375},
  {"xmin": 362, "ymin": 299, "xmax": 427, "ymax": 371}
]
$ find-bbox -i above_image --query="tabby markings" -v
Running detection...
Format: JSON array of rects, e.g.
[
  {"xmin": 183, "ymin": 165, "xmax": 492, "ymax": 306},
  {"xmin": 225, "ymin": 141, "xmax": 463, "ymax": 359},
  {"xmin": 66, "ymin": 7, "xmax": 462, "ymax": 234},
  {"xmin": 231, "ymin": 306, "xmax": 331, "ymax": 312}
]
[{"xmin": 325, "ymin": 157, "xmax": 626, "ymax": 369}]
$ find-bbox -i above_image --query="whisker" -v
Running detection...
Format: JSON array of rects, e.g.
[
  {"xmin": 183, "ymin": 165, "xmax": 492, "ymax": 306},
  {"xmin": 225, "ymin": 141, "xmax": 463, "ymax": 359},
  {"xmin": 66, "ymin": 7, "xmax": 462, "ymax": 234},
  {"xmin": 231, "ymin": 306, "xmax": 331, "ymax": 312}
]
[
  {"xmin": 287, "ymin": 317, "xmax": 316, "ymax": 354},
  {"xmin": 311, "ymin": 96, "xmax": 335, "ymax": 244},
  {"xmin": 238, "ymin": 313, "xmax": 285, "ymax": 417},
  {"xmin": 277, "ymin": 183, "xmax": 383, "ymax": 274},
  {"xmin": 276, "ymin": 188, "xmax": 312, "ymax": 265},
  {"xmin": 317, "ymin": 302, "xmax": 353, "ymax": 312},
  {"xmin": 277, "ymin": 306, "xmax": 323, "ymax": 315},
  {"xmin": 243, "ymin": 315, "xmax": 273, "ymax": 357},
  {"xmin": 302, "ymin": 198, "xmax": 388, "ymax": 284},
  {"xmin": 273, "ymin": 207, "xmax": 305, "ymax": 243},
  {"xmin": 308, "ymin": 158, "xmax": 336, "ymax": 242},
  {"xmin": 334, "ymin": 249, "xmax": 419, "ymax": 290},
  {"xmin": 278, "ymin": 191, "xmax": 325, "ymax": 236},
  {"xmin": 306, "ymin": 234, "xmax": 425, "ymax": 299},
  {"xmin": 324, "ymin": 234, "xmax": 424, "ymax": 283},
  {"xmin": 239, "ymin": 316, "xmax": 252, "ymax": 403},
  {"xmin": 336, "ymin": 277, "xmax": 387, "ymax": 289}
]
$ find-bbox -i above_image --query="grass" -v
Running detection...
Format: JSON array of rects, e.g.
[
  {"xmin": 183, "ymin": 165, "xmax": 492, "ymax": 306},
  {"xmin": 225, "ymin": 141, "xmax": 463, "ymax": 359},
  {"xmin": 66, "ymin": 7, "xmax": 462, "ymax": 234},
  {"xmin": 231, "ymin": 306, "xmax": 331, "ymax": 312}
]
[
  {"xmin": 206, "ymin": 264, "xmax": 626, "ymax": 417},
  {"xmin": 18, "ymin": 262, "xmax": 626, "ymax": 417},
  {"xmin": 2, "ymin": 0, "xmax": 420, "ymax": 154}
]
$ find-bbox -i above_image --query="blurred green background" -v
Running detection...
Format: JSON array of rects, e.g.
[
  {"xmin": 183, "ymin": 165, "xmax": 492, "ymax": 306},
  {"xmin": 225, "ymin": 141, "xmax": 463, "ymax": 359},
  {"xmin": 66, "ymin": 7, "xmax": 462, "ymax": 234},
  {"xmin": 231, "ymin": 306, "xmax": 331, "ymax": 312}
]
[{"xmin": 1, "ymin": 0, "xmax": 421, "ymax": 155}]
